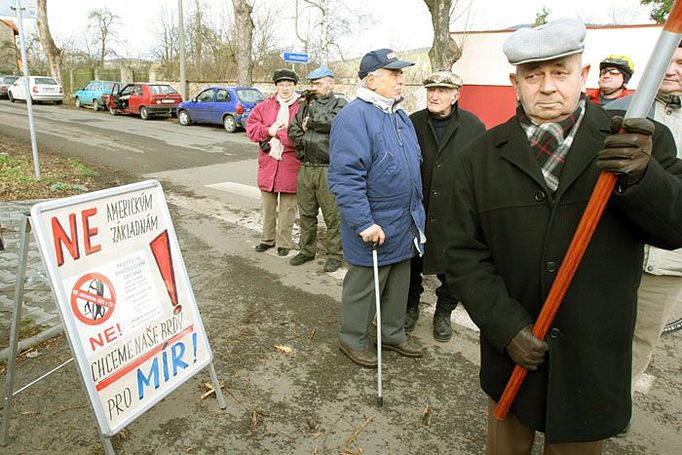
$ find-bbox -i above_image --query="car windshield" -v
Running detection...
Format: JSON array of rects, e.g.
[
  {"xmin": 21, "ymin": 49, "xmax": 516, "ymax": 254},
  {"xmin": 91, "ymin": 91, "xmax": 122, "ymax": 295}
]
[
  {"xmin": 237, "ymin": 89, "xmax": 264, "ymax": 103},
  {"xmin": 102, "ymin": 82, "xmax": 115, "ymax": 90},
  {"xmin": 35, "ymin": 77, "xmax": 58, "ymax": 85},
  {"xmin": 149, "ymin": 85, "xmax": 178, "ymax": 95}
]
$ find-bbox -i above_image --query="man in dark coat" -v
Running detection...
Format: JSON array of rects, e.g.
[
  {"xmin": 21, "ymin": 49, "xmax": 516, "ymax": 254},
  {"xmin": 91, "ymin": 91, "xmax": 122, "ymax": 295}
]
[
  {"xmin": 445, "ymin": 18, "xmax": 682, "ymax": 453},
  {"xmin": 408, "ymin": 70, "xmax": 485, "ymax": 341}
]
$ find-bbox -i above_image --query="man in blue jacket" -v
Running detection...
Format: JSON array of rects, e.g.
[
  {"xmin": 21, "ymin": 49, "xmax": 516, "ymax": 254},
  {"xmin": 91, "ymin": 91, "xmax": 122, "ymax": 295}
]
[{"xmin": 328, "ymin": 49, "xmax": 426, "ymax": 367}]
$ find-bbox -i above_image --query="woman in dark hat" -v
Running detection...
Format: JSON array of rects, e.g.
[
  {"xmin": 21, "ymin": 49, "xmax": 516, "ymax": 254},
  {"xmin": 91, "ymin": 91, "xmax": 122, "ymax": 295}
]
[{"xmin": 246, "ymin": 69, "xmax": 301, "ymax": 256}]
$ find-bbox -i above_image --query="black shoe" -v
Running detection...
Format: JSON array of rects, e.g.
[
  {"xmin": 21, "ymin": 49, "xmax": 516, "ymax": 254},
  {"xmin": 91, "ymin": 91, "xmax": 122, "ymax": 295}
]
[
  {"xmin": 404, "ymin": 305, "xmax": 419, "ymax": 332},
  {"xmin": 277, "ymin": 247, "xmax": 290, "ymax": 256},
  {"xmin": 255, "ymin": 243, "xmax": 274, "ymax": 252},
  {"xmin": 323, "ymin": 258, "xmax": 342, "ymax": 272},
  {"xmin": 290, "ymin": 253, "xmax": 314, "ymax": 266},
  {"xmin": 433, "ymin": 310, "xmax": 453, "ymax": 342}
]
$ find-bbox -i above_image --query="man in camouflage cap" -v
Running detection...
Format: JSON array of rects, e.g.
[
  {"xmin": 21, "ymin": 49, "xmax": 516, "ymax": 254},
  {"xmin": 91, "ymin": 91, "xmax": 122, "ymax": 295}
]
[{"xmin": 408, "ymin": 70, "xmax": 485, "ymax": 342}]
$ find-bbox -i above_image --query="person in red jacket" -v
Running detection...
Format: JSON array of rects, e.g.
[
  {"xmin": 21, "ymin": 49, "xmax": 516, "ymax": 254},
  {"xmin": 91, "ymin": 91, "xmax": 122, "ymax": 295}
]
[
  {"xmin": 246, "ymin": 69, "xmax": 301, "ymax": 256},
  {"xmin": 587, "ymin": 55, "xmax": 634, "ymax": 106}
]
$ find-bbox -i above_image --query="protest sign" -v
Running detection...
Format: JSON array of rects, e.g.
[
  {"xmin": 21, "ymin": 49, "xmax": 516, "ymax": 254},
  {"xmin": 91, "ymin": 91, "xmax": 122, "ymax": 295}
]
[{"xmin": 30, "ymin": 180, "xmax": 213, "ymax": 436}]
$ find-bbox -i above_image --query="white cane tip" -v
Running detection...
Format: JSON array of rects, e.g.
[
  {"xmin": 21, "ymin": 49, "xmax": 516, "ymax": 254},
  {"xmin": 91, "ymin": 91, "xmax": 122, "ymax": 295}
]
[{"xmin": 377, "ymin": 397, "xmax": 383, "ymax": 407}]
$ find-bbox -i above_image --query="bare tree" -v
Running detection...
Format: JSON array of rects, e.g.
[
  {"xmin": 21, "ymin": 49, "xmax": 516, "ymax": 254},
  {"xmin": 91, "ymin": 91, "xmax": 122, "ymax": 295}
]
[
  {"xmin": 424, "ymin": 0, "xmax": 468, "ymax": 72},
  {"xmin": 232, "ymin": 0, "xmax": 254, "ymax": 85},
  {"xmin": 88, "ymin": 7, "xmax": 119, "ymax": 66},
  {"xmin": 36, "ymin": 0, "xmax": 63, "ymax": 80},
  {"xmin": 294, "ymin": 0, "xmax": 368, "ymax": 64}
]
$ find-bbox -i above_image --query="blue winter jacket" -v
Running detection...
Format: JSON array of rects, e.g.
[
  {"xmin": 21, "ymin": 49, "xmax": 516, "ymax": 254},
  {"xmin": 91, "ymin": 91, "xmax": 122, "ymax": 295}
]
[{"xmin": 328, "ymin": 92, "xmax": 426, "ymax": 267}]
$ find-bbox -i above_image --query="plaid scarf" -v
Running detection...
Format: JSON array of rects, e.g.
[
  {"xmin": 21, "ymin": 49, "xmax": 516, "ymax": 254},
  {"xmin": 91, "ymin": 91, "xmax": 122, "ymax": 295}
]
[{"xmin": 517, "ymin": 98, "xmax": 587, "ymax": 191}]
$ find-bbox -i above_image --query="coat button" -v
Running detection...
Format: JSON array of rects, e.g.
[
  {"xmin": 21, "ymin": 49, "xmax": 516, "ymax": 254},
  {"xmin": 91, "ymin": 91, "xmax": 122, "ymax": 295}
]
[
  {"xmin": 646, "ymin": 266, "xmax": 654, "ymax": 272},
  {"xmin": 549, "ymin": 327, "xmax": 560, "ymax": 338},
  {"xmin": 429, "ymin": 216, "xmax": 436, "ymax": 222},
  {"xmin": 546, "ymin": 261, "xmax": 557, "ymax": 273},
  {"xmin": 435, "ymin": 162, "xmax": 442, "ymax": 168},
  {"xmin": 534, "ymin": 191, "xmax": 546, "ymax": 202},
  {"xmin": 432, "ymin": 189, "xmax": 438, "ymax": 195}
]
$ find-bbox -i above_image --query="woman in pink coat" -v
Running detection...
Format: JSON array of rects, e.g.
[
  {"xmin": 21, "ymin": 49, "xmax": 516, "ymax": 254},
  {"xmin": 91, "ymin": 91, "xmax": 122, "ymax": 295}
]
[{"xmin": 246, "ymin": 69, "xmax": 301, "ymax": 256}]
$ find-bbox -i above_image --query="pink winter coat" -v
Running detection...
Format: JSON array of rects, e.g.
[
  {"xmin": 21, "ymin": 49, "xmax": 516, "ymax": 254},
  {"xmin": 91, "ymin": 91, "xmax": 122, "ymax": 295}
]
[{"xmin": 246, "ymin": 96, "xmax": 301, "ymax": 193}]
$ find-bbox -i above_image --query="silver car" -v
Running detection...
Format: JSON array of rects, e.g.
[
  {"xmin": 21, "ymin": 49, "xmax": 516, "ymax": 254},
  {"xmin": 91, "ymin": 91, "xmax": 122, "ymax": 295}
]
[{"xmin": 0, "ymin": 75, "xmax": 19, "ymax": 99}]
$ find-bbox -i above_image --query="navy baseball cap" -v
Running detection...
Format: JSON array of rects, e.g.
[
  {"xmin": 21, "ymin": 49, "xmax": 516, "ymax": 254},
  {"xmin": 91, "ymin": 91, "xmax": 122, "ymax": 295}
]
[{"xmin": 358, "ymin": 48, "xmax": 414, "ymax": 79}]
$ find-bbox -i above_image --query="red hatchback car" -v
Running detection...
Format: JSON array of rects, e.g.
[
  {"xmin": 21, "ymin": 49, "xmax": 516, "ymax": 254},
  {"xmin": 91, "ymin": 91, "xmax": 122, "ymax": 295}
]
[{"xmin": 105, "ymin": 83, "xmax": 183, "ymax": 120}]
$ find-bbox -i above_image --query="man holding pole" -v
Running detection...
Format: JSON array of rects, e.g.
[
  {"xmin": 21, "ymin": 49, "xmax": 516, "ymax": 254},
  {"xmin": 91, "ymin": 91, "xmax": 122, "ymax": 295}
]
[
  {"xmin": 329, "ymin": 48, "xmax": 425, "ymax": 368},
  {"xmin": 444, "ymin": 18, "xmax": 682, "ymax": 453}
]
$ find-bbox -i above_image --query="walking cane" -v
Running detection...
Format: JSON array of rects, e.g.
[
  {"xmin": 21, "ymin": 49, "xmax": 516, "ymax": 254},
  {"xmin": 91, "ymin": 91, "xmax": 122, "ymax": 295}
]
[
  {"xmin": 372, "ymin": 243, "xmax": 384, "ymax": 407},
  {"xmin": 494, "ymin": 1, "xmax": 682, "ymax": 420}
]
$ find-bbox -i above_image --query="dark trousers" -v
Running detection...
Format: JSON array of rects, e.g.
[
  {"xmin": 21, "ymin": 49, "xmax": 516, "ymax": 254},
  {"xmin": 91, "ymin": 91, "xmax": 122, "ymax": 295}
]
[{"xmin": 407, "ymin": 254, "xmax": 458, "ymax": 313}]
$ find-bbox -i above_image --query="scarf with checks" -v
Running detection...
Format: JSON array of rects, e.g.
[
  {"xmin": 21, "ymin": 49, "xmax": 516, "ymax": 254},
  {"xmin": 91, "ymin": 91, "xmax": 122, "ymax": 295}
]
[{"xmin": 518, "ymin": 98, "xmax": 586, "ymax": 191}]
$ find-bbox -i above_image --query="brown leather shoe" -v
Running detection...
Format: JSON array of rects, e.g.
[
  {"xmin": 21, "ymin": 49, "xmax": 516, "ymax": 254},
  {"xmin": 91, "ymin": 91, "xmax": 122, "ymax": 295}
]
[
  {"xmin": 338, "ymin": 340, "xmax": 377, "ymax": 368},
  {"xmin": 382, "ymin": 338, "xmax": 424, "ymax": 358}
]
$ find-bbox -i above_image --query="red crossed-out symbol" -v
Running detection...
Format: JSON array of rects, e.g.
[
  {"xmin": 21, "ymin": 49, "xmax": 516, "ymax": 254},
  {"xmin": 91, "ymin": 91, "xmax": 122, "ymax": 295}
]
[{"xmin": 70, "ymin": 272, "xmax": 117, "ymax": 326}]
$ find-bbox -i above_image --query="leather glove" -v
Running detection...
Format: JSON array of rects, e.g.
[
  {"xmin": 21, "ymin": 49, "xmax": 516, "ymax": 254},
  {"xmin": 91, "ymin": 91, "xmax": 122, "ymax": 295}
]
[
  {"xmin": 596, "ymin": 116, "xmax": 654, "ymax": 188},
  {"xmin": 506, "ymin": 325, "xmax": 548, "ymax": 371}
]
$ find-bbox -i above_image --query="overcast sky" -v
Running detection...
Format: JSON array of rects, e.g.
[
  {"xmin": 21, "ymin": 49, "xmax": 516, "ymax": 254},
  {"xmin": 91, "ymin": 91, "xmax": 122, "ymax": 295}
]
[{"xmin": 7, "ymin": 0, "xmax": 655, "ymax": 59}]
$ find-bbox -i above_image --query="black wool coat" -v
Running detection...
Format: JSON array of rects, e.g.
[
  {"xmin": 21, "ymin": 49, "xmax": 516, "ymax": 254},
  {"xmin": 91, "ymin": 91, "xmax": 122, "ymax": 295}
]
[
  {"xmin": 445, "ymin": 101, "xmax": 682, "ymax": 443},
  {"xmin": 409, "ymin": 105, "xmax": 485, "ymax": 273}
]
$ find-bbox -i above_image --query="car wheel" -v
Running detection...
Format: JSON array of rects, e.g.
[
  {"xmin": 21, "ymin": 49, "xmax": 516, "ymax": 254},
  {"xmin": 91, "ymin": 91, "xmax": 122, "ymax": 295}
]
[
  {"xmin": 109, "ymin": 105, "xmax": 117, "ymax": 116},
  {"xmin": 75, "ymin": 97, "xmax": 81, "ymax": 108},
  {"xmin": 178, "ymin": 110, "xmax": 191, "ymax": 126},
  {"xmin": 8, "ymin": 92, "xmax": 14, "ymax": 103},
  {"xmin": 140, "ymin": 106, "xmax": 150, "ymax": 120},
  {"xmin": 223, "ymin": 115, "xmax": 237, "ymax": 133},
  {"xmin": 92, "ymin": 99, "xmax": 100, "ymax": 111}
]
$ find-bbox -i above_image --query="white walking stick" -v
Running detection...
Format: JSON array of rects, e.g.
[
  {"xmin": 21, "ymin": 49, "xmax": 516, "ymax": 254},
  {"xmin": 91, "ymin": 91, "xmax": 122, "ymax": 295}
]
[{"xmin": 372, "ymin": 243, "xmax": 383, "ymax": 407}]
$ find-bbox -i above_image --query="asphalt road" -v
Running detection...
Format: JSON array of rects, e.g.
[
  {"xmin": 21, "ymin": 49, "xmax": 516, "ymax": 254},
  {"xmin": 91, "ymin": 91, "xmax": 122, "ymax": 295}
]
[{"xmin": 1, "ymin": 100, "xmax": 681, "ymax": 454}]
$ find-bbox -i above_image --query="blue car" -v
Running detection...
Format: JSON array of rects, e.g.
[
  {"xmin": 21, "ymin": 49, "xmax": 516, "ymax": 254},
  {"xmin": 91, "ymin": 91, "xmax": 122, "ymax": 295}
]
[
  {"xmin": 74, "ymin": 80, "xmax": 118, "ymax": 111},
  {"xmin": 177, "ymin": 86, "xmax": 265, "ymax": 132}
]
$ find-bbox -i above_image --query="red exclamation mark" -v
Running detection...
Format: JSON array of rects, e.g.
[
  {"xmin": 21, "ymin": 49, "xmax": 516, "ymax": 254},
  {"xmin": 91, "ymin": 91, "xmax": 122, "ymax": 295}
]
[
  {"xmin": 116, "ymin": 323, "xmax": 123, "ymax": 338},
  {"xmin": 150, "ymin": 230, "xmax": 182, "ymax": 314}
]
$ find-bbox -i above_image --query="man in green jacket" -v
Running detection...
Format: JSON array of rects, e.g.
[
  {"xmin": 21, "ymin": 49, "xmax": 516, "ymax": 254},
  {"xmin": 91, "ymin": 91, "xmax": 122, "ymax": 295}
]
[{"xmin": 288, "ymin": 66, "xmax": 347, "ymax": 272}]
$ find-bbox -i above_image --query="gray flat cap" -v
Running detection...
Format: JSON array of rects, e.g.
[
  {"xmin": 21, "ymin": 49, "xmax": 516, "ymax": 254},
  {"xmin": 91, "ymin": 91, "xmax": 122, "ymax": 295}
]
[{"xmin": 503, "ymin": 18, "xmax": 586, "ymax": 65}]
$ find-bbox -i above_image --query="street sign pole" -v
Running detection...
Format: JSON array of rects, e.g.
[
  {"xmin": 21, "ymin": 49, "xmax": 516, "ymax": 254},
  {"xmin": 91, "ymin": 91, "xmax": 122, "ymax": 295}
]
[{"xmin": 12, "ymin": 0, "xmax": 41, "ymax": 181}]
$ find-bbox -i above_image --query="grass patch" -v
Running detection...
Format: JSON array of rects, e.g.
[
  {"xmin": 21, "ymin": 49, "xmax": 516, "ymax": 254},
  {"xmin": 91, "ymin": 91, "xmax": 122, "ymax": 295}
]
[{"xmin": 0, "ymin": 135, "xmax": 121, "ymax": 201}]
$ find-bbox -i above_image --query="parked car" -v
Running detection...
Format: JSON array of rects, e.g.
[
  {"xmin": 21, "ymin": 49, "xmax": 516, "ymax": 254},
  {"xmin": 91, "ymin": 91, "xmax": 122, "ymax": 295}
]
[
  {"xmin": 176, "ymin": 86, "xmax": 265, "ymax": 132},
  {"xmin": 0, "ymin": 75, "xmax": 19, "ymax": 99},
  {"xmin": 74, "ymin": 80, "xmax": 118, "ymax": 111},
  {"xmin": 7, "ymin": 76, "xmax": 63, "ymax": 104},
  {"xmin": 105, "ymin": 83, "xmax": 183, "ymax": 120}
]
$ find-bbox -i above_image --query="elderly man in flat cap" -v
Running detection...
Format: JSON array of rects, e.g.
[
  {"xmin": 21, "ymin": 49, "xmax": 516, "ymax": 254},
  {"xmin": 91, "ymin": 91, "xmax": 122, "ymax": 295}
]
[
  {"xmin": 328, "ymin": 48, "xmax": 425, "ymax": 367},
  {"xmin": 288, "ymin": 65, "xmax": 347, "ymax": 273},
  {"xmin": 443, "ymin": 18, "xmax": 682, "ymax": 453},
  {"xmin": 407, "ymin": 70, "xmax": 485, "ymax": 342}
]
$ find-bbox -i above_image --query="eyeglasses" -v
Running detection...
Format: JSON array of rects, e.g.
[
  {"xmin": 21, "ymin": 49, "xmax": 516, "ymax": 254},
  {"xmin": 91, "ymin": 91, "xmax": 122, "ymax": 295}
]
[{"xmin": 600, "ymin": 68, "xmax": 623, "ymax": 77}]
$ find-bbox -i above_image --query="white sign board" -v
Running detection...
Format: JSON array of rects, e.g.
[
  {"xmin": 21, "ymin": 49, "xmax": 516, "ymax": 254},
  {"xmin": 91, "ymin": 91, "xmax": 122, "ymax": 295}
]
[
  {"xmin": 30, "ymin": 180, "xmax": 213, "ymax": 436},
  {"xmin": 0, "ymin": 0, "xmax": 37, "ymax": 19}
]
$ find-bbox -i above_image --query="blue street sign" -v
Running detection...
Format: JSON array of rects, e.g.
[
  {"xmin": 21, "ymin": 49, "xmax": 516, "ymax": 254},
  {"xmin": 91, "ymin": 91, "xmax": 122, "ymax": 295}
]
[{"xmin": 282, "ymin": 52, "xmax": 309, "ymax": 64}]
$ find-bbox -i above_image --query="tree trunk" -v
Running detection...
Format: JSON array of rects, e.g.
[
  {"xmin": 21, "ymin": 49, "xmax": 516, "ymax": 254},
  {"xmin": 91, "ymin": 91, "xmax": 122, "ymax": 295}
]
[
  {"xmin": 424, "ymin": 0, "xmax": 462, "ymax": 72},
  {"xmin": 232, "ymin": 0, "xmax": 254, "ymax": 85},
  {"xmin": 36, "ymin": 0, "xmax": 62, "ymax": 81}
]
